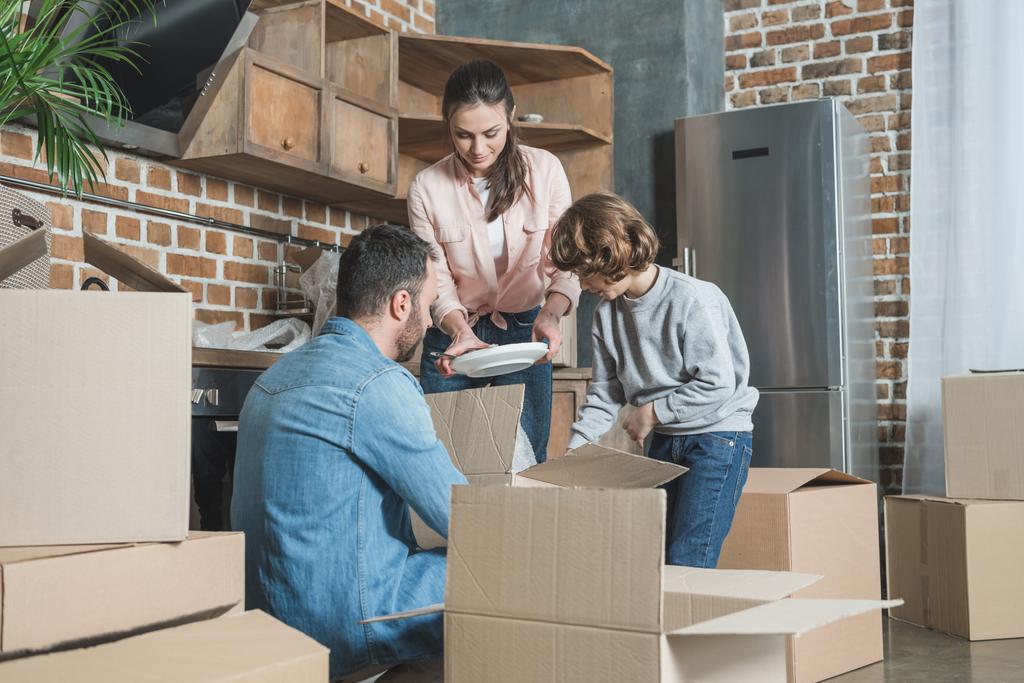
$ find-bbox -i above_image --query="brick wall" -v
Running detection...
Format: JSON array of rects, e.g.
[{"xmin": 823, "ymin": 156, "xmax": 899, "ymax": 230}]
[
  {"xmin": 0, "ymin": 0, "xmax": 431, "ymax": 332},
  {"xmin": 724, "ymin": 0, "xmax": 912, "ymax": 493}
]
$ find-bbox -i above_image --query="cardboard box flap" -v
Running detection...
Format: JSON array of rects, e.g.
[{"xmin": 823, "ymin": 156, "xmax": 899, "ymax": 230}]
[
  {"xmin": 669, "ymin": 598, "xmax": 902, "ymax": 637},
  {"xmin": 887, "ymin": 494, "xmax": 1010, "ymax": 507},
  {"xmin": 0, "ymin": 542, "xmax": 133, "ymax": 565},
  {"xmin": 516, "ymin": 444, "xmax": 687, "ymax": 489},
  {"xmin": 359, "ymin": 603, "xmax": 445, "ymax": 624},
  {"xmin": 82, "ymin": 230, "xmax": 186, "ymax": 293},
  {"xmin": 0, "ymin": 610, "xmax": 328, "ymax": 681},
  {"xmin": 425, "ymin": 384, "xmax": 525, "ymax": 475},
  {"xmin": 662, "ymin": 567, "xmax": 821, "ymax": 602},
  {"xmin": 0, "ymin": 228, "xmax": 47, "ymax": 282},
  {"xmin": 741, "ymin": 468, "xmax": 869, "ymax": 494}
]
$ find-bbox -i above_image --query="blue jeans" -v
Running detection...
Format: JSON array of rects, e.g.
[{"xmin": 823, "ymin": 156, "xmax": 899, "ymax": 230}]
[
  {"xmin": 420, "ymin": 306, "xmax": 553, "ymax": 464},
  {"xmin": 648, "ymin": 431, "xmax": 753, "ymax": 568}
]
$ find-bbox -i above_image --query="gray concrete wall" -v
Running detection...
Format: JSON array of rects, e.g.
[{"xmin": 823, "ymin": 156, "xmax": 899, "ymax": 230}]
[{"xmin": 438, "ymin": 0, "xmax": 724, "ymax": 365}]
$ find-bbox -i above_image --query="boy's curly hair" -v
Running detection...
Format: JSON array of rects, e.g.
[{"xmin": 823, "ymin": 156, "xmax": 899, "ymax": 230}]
[{"xmin": 549, "ymin": 191, "xmax": 659, "ymax": 282}]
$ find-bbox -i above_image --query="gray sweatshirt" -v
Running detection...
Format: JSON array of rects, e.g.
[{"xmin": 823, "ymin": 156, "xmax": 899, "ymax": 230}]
[{"xmin": 568, "ymin": 266, "xmax": 759, "ymax": 448}]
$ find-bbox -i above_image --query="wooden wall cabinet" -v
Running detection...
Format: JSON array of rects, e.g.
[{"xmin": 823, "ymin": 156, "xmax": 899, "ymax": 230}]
[{"xmin": 174, "ymin": 0, "xmax": 397, "ymax": 205}]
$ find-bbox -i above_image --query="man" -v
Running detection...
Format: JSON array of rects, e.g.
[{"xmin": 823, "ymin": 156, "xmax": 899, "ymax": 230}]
[{"xmin": 232, "ymin": 225, "xmax": 466, "ymax": 681}]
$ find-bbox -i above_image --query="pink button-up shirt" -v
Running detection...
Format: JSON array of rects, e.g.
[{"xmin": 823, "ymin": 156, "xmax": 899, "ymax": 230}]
[{"xmin": 408, "ymin": 145, "xmax": 581, "ymax": 329}]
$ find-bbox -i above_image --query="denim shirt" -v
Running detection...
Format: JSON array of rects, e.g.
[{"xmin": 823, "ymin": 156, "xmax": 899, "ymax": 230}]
[{"xmin": 231, "ymin": 317, "xmax": 467, "ymax": 679}]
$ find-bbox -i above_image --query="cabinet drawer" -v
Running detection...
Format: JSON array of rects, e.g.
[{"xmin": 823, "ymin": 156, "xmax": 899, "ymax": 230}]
[
  {"xmin": 247, "ymin": 62, "xmax": 323, "ymax": 164},
  {"xmin": 330, "ymin": 94, "xmax": 394, "ymax": 186}
]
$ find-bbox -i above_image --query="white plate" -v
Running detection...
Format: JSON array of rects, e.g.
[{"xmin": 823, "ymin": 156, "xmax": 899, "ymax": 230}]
[{"xmin": 450, "ymin": 342, "xmax": 549, "ymax": 378}]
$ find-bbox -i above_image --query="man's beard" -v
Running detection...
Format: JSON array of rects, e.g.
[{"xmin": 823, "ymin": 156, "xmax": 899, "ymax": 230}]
[{"xmin": 395, "ymin": 308, "xmax": 425, "ymax": 363}]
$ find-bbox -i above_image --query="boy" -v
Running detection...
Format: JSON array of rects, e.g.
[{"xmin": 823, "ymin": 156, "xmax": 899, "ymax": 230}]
[{"xmin": 549, "ymin": 192, "xmax": 759, "ymax": 568}]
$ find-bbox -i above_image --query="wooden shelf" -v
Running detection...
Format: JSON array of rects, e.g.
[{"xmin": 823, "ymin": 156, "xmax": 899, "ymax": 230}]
[
  {"xmin": 325, "ymin": 0, "xmax": 387, "ymax": 41},
  {"xmin": 398, "ymin": 115, "xmax": 611, "ymax": 162},
  {"xmin": 398, "ymin": 33, "xmax": 612, "ymax": 93}
]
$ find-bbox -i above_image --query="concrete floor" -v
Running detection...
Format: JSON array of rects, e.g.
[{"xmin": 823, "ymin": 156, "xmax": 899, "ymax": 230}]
[{"xmin": 835, "ymin": 620, "xmax": 1024, "ymax": 682}]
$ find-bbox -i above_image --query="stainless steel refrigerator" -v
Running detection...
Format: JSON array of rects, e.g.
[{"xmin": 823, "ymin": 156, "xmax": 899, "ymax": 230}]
[{"xmin": 674, "ymin": 99, "xmax": 877, "ymax": 478}]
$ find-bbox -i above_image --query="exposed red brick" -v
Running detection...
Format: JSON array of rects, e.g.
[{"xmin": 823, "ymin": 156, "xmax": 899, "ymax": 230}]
[
  {"xmin": 897, "ymin": 9, "xmax": 913, "ymax": 27},
  {"xmin": 725, "ymin": 74, "xmax": 737, "ymax": 92},
  {"xmin": 176, "ymin": 171, "xmax": 202, "ymax": 197},
  {"xmin": 297, "ymin": 223, "xmax": 338, "ymax": 244},
  {"xmin": 136, "ymin": 190, "xmax": 189, "ymax": 213},
  {"xmin": 258, "ymin": 241, "xmax": 278, "ymax": 262},
  {"xmin": 261, "ymin": 287, "xmax": 278, "ymax": 310},
  {"xmin": 889, "ymin": 111, "xmax": 912, "ymax": 130},
  {"xmin": 224, "ymin": 261, "xmax": 270, "ymax": 285},
  {"xmin": 257, "ymin": 190, "xmax": 280, "ymax": 213},
  {"xmin": 282, "ymin": 196, "xmax": 304, "ymax": 218},
  {"xmin": 878, "ymin": 31, "xmax": 911, "ymax": 50},
  {"xmin": 890, "ymin": 236, "xmax": 910, "ymax": 254},
  {"xmin": 115, "ymin": 215, "xmax": 141, "ymax": 241},
  {"xmin": 82, "ymin": 209, "xmax": 108, "ymax": 234},
  {"xmin": 846, "ymin": 93, "xmax": 899, "ymax": 115},
  {"xmin": 890, "ymin": 341, "xmax": 909, "ymax": 359},
  {"xmin": 207, "ymin": 284, "xmax": 231, "ymax": 306},
  {"xmin": 858, "ymin": 0, "xmax": 886, "ymax": 11},
  {"xmin": 792, "ymin": 4, "xmax": 821, "ymax": 22},
  {"xmin": 876, "ymin": 382, "xmax": 890, "ymax": 399},
  {"xmin": 205, "ymin": 231, "xmax": 228, "ymax": 255},
  {"xmin": 858, "ymin": 75, "xmax": 886, "ymax": 93},
  {"xmin": 207, "ymin": 178, "xmax": 229, "ymax": 201},
  {"xmin": 857, "ymin": 113, "xmax": 886, "ymax": 131},
  {"xmin": 250, "ymin": 213, "xmax": 292, "ymax": 235},
  {"xmin": 166, "ymin": 253, "xmax": 217, "ymax": 279},
  {"xmin": 114, "ymin": 158, "xmax": 140, "ymax": 183},
  {"xmin": 872, "ymin": 195, "xmax": 895, "ymax": 213},
  {"xmin": 195, "ymin": 309, "xmax": 245, "ymax": 328},
  {"xmin": 147, "ymin": 221, "xmax": 172, "ymax": 246},
  {"xmin": 877, "ymin": 403, "xmax": 907, "ymax": 420},
  {"xmin": 739, "ymin": 67, "xmax": 797, "ymax": 88},
  {"xmin": 729, "ymin": 13, "xmax": 758, "ymax": 32},
  {"xmin": 870, "ymin": 157, "xmax": 884, "ymax": 174},
  {"xmin": 50, "ymin": 262, "xmax": 74, "ymax": 289},
  {"xmin": 726, "ymin": 54, "xmax": 748, "ymax": 70},
  {"xmin": 793, "ymin": 83, "xmax": 821, "ymax": 100},
  {"xmin": 725, "ymin": 0, "xmax": 760, "ymax": 10},
  {"xmin": 177, "ymin": 225, "xmax": 201, "ymax": 250},
  {"xmin": 759, "ymin": 85, "xmax": 790, "ymax": 104},
  {"xmin": 329, "ymin": 207, "xmax": 348, "ymax": 228},
  {"xmin": 1, "ymin": 130, "xmax": 34, "ymax": 160},
  {"xmin": 731, "ymin": 91, "xmax": 757, "ymax": 108},
  {"xmin": 876, "ymin": 301, "xmax": 909, "ymax": 317},
  {"xmin": 814, "ymin": 40, "xmax": 842, "ymax": 59},
  {"xmin": 726, "ymin": 32, "xmax": 763, "ymax": 51},
  {"xmin": 823, "ymin": 79, "xmax": 854, "ymax": 97},
  {"xmin": 196, "ymin": 202, "xmax": 244, "ymax": 225},
  {"xmin": 825, "ymin": 1, "xmax": 854, "ymax": 18},
  {"xmin": 411, "ymin": 12, "xmax": 434, "ymax": 33},
  {"xmin": 874, "ymin": 279, "xmax": 898, "ymax": 296},
  {"xmin": 900, "ymin": 91, "xmax": 912, "ymax": 109},
  {"xmin": 146, "ymin": 166, "xmax": 172, "ymax": 190},
  {"xmin": 305, "ymin": 201, "xmax": 328, "ymax": 224},
  {"xmin": 873, "ymin": 217, "xmax": 900, "ymax": 234},
  {"xmin": 750, "ymin": 49, "xmax": 776, "ymax": 68},
  {"xmin": 233, "ymin": 236, "xmax": 254, "ymax": 258},
  {"xmin": 891, "ymin": 70, "xmax": 912, "ymax": 90},
  {"xmin": 47, "ymin": 202, "xmax": 74, "ymax": 230},
  {"xmin": 781, "ymin": 45, "xmax": 810, "ymax": 62},
  {"xmin": 235, "ymin": 286, "xmax": 259, "ymax": 309},
  {"xmin": 889, "ymin": 153, "xmax": 911, "ymax": 171},
  {"xmin": 801, "ymin": 58, "xmax": 863, "ymax": 79},
  {"xmin": 868, "ymin": 53, "xmax": 912, "ymax": 73},
  {"xmin": 51, "ymin": 233, "xmax": 83, "ymax": 261},
  {"xmin": 831, "ymin": 13, "xmax": 893, "ymax": 36},
  {"xmin": 873, "ymin": 256, "xmax": 909, "ymax": 276},
  {"xmin": 762, "ymin": 9, "xmax": 789, "ymax": 26},
  {"xmin": 895, "ymin": 193, "xmax": 911, "ymax": 212},
  {"xmin": 115, "ymin": 243, "xmax": 159, "ymax": 270},
  {"xmin": 845, "ymin": 36, "xmax": 874, "ymax": 53},
  {"xmin": 894, "ymin": 381, "xmax": 908, "ymax": 400},
  {"xmin": 877, "ymin": 360, "xmax": 902, "ymax": 379},
  {"xmin": 234, "ymin": 184, "xmax": 256, "ymax": 207},
  {"xmin": 766, "ymin": 24, "xmax": 825, "ymax": 46}
]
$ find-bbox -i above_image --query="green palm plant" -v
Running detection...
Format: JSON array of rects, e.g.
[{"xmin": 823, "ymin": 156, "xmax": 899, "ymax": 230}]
[{"xmin": 0, "ymin": 0, "xmax": 153, "ymax": 196}]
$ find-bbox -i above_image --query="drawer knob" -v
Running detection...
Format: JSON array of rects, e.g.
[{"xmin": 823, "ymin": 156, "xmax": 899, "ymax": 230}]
[
  {"xmin": 282, "ymin": 137, "xmax": 295, "ymax": 151},
  {"xmin": 358, "ymin": 161, "xmax": 370, "ymax": 174}
]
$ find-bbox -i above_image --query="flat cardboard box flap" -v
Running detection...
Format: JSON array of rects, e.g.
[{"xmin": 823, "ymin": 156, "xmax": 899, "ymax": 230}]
[
  {"xmin": 516, "ymin": 443, "xmax": 687, "ymax": 489},
  {"xmin": 0, "ymin": 532, "xmax": 244, "ymax": 655},
  {"xmin": 82, "ymin": 230, "xmax": 186, "ymax": 293},
  {"xmin": 740, "ymin": 467, "xmax": 870, "ymax": 494},
  {"xmin": 425, "ymin": 384, "xmax": 527, "ymax": 475},
  {"xmin": 0, "ymin": 610, "xmax": 329, "ymax": 682},
  {"xmin": 0, "ymin": 228, "xmax": 46, "ymax": 282},
  {"xmin": 670, "ymin": 598, "xmax": 902, "ymax": 637},
  {"xmin": 942, "ymin": 372, "xmax": 1024, "ymax": 500}
]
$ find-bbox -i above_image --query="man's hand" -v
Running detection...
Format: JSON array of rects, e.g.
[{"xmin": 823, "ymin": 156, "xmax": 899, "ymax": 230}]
[{"xmin": 623, "ymin": 402, "xmax": 659, "ymax": 445}]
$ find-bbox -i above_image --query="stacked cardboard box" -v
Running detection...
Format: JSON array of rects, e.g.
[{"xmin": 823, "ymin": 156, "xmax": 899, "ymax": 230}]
[
  {"xmin": 374, "ymin": 454, "xmax": 895, "ymax": 682},
  {"xmin": 0, "ymin": 226, "xmax": 327, "ymax": 678},
  {"xmin": 885, "ymin": 372, "xmax": 1024, "ymax": 640}
]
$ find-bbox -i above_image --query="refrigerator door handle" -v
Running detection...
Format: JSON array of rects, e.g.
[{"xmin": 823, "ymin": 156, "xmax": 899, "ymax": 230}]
[
  {"xmin": 690, "ymin": 248, "xmax": 696, "ymax": 278},
  {"xmin": 678, "ymin": 246, "xmax": 690, "ymax": 275}
]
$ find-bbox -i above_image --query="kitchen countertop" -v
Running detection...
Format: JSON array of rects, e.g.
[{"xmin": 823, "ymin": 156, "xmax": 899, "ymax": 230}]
[{"xmin": 192, "ymin": 346, "xmax": 592, "ymax": 380}]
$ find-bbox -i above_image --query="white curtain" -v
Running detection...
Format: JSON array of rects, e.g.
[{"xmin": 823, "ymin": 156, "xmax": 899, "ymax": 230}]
[{"xmin": 903, "ymin": 0, "xmax": 1024, "ymax": 494}]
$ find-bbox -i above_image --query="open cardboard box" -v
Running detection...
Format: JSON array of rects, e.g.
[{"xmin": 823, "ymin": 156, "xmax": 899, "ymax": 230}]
[
  {"xmin": 0, "ymin": 610, "xmax": 328, "ymax": 682},
  {"xmin": 0, "ymin": 231, "xmax": 192, "ymax": 545},
  {"xmin": 0, "ymin": 532, "xmax": 243, "ymax": 659},
  {"xmin": 377, "ymin": 455, "xmax": 898, "ymax": 682},
  {"xmin": 718, "ymin": 468, "xmax": 883, "ymax": 682}
]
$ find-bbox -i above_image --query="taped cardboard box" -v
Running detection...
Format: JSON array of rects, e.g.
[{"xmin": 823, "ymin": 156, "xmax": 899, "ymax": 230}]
[
  {"xmin": 0, "ymin": 610, "xmax": 328, "ymax": 682},
  {"xmin": 885, "ymin": 495, "xmax": 1024, "ymax": 640},
  {"xmin": 0, "ymin": 531, "xmax": 244, "ymax": 658},
  {"xmin": 942, "ymin": 372, "xmax": 1024, "ymax": 500},
  {"xmin": 376, "ymin": 483, "xmax": 896, "ymax": 682},
  {"xmin": 0, "ymin": 231, "xmax": 191, "ymax": 545},
  {"xmin": 717, "ymin": 468, "xmax": 882, "ymax": 682}
]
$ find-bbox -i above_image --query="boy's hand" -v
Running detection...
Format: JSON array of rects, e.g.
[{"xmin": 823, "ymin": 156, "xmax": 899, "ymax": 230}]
[
  {"xmin": 532, "ymin": 310, "xmax": 562, "ymax": 363},
  {"xmin": 624, "ymin": 402, "xmax": 659, "ymax": 445}
]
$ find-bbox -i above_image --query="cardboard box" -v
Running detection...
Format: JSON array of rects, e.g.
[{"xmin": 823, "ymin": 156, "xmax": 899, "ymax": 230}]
[
  {"xmin": 942, "ymin": 372, "xmax": 1024, "ymax": 500},
  {"xmin": 376, "ymin": 479, "xmax": 896, "ymax": 683},
  {"xmin": 0, "ymin": 610, "xmax": 328, "ymax": 682},
  {"xmin": 885, "ymin": 495, "xmax": 1024, "ymax": 640},
  {"xmin": 717, "ymin": 468, "xmax": 882, "ymax": 682},
  {"xmin": 0, "ymin": 231, "xmax": 192, "ymax": 545},
  {"xmin": 0, "ymin": 531, "xmax": 244, "ymax": 657}
]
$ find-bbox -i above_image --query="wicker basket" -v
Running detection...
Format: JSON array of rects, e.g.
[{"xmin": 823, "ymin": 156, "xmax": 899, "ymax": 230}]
[{"xmin": 0, "ymin": 183, "xmax": 52, "ymax": 289}]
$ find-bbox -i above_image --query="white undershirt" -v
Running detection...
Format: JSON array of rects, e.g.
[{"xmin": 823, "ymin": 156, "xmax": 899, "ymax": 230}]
[{"xmin": 473, "ymin": 177, "xmax": 508, "ymax": 276}]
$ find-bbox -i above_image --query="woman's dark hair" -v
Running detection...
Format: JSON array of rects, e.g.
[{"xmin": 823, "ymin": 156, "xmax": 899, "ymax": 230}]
[
  {"xmin": 336, "ymin": 224, "xmax": 432, "ymax": 321},
  {"xmin": 442, "ymin": 59, "xmax": 532, "ymax": 223}
]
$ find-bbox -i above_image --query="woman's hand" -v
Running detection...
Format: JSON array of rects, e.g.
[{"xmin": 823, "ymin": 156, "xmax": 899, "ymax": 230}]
[
  {"xmin": 532, "ymin": 293, "xmax": 571, "ymax": 364},
  {"xmin": 437, "ymin": 327, "xmax": 490, "ymax": 377},
  {"xmin": 623, "ymin": 402, "xmax": 659, "ymax": 445}
]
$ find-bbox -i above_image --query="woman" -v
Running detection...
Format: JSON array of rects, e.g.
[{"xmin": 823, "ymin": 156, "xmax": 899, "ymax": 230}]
[{"xmin": 407, "ymin": 59, "xmax": 580, "ymax": 464}]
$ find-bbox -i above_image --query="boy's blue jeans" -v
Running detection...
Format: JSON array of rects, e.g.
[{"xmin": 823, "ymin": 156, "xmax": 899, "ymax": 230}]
[{"xmin": 648, "ymin": 431, "xmax": 753, "ymax": 568}]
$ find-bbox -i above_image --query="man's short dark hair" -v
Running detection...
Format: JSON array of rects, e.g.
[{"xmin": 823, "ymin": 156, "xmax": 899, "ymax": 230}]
[{"xmin": 336, "ymin": 224, "xmax": 432, "ymax": 321}]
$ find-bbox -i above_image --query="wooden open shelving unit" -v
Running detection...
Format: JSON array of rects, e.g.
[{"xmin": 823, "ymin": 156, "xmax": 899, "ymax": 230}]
[{"xmin": 343, "ymin": 33, "xmax": 614, "ymax": 224}]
